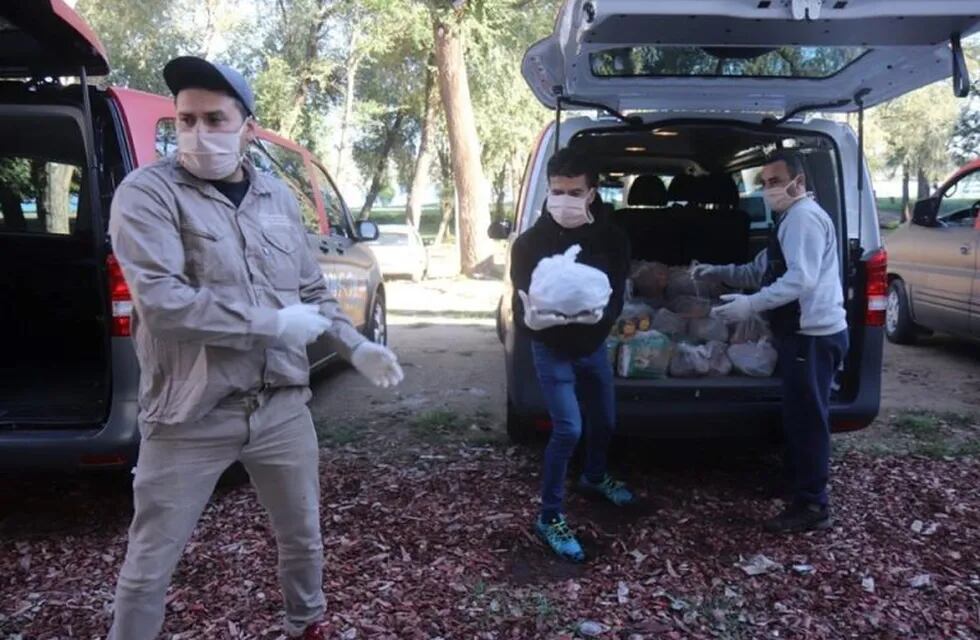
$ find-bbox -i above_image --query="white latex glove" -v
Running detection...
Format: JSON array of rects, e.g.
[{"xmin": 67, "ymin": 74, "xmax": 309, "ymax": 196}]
[
  {"xmin": 518, "ymin": 290, "xmax": 570, "ymax": 331},
  {"xmin": 690, "ymin": 261, "xmax": 724, "ymax": 280},
  {"xmin": 711, "ymin": 293, "xmax": 755, "ymax": 324},
  {"xmin": 351, "ymin": 341, "xmax": 405, "ymax": 388},
  {"xmin": 276, "ymin": 304, "xmax": 331, "ymax": 347}
]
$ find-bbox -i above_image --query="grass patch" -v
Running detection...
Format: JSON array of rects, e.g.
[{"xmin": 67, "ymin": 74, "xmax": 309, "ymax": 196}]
[
  {"xmin": 315, "ymin": 420, "xmax": 369, "ymax": 448},
  {"xmin": 409, "ymin": 408, "xmax": 504, "ymax": 446},
  {"xmin": 837, "ymin": 410, "xmax": 980, "ymax": 459}
]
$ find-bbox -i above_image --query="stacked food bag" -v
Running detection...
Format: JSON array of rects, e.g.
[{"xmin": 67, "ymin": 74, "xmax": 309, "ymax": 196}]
[{"xmin": 608, "ymin": 261, "xmax": 779, "ymax": 379}]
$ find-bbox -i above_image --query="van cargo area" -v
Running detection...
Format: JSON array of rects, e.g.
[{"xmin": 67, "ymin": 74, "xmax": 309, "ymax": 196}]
[
  {"xmin": 0, "ymin": 106, "xmax": 111, "ymax": 426},
  {"xmin": 561, "ymin": 121, "xmax": 863, "ymax": 403}
]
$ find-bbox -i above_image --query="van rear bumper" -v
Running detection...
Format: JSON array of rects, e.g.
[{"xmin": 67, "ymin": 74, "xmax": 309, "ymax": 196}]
[
  {"xmin": 0, "ymin": 398, "xmax": 140, "ymax": 470},
  {"xmin": 506, "ymin": 327, "xmax": 883, "ymax": 439}
]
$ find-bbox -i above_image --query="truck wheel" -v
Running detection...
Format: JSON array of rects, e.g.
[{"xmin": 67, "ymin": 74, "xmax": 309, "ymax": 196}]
[
  {"xmin": 365, "ymin": 291, "xmax": 388, "ymax": 346},
  {"xmin": 886, "ymin": 279, "xmax": 917, "ymax": 345}
]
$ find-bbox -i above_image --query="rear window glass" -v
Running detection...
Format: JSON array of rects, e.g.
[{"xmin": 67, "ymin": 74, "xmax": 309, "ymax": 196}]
[
  {"xmin": 0, "ymin": 158, "xmax": 82, "ymax": 235},
  {"xmin": 376, "ymin": 232, "xmax": 410, "ymax": 246},
  {"xmin": 590, "ymin": 46, "xmax": 867, "ymax": 79}
]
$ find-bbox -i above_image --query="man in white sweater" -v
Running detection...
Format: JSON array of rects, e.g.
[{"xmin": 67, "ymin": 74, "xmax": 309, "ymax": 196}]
[{"xmin": 696, "ymin": 150, "xmax": 849, "ymax": 533}]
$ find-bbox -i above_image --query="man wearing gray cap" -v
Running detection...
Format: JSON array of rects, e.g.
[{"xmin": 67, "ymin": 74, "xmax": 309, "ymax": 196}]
[{"xmin": 107, "ymin": 57, "xmax": 404, "ymax": 639}]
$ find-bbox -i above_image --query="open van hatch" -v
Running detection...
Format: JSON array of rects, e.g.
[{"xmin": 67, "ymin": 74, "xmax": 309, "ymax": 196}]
[{"xmin": 523, "ymin": 0, "xmax": 980, "ymax": 115}]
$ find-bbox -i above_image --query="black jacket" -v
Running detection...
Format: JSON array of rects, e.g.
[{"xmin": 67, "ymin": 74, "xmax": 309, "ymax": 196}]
[{"xmin": 511, "ymin": 203, "xmax": 630, "ymax": 359}]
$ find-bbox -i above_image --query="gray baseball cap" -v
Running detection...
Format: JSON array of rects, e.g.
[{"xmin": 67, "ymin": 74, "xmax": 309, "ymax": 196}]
[{"xmin": 163, "ymin": 56, "xmax": 256, "ymax": 117}]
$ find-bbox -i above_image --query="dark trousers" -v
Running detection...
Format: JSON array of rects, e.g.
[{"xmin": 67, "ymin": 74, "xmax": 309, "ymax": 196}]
[
  {"xmin": 531, "ymin": 340, "xmax": 616, "ymax": 521},
  {"xmin": 778, "ymin": 330, "xmax": 849, "ymax": 508}
]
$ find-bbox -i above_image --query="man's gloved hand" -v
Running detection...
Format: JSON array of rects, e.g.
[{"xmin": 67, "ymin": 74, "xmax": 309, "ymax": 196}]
[
  {"xmin": 351, "ymin": 342, "xmax": 405, "ymax": 388},
  {"xmin": 690, "ymin": 261, "xmax": 724, "ymax": 280},
  {"xmin": 518, "ymin": 291, "xmax": 571, "ymax": 331},
  {"xmin": 277, "ymin": 304, "xmax": 331, "ymax": 347},
  {"xmin": 711, "ymin": 293, "xmax": 755, "ymax": 324}
]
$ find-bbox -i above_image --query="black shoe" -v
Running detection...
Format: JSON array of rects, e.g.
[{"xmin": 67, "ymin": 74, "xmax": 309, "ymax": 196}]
[{"xmin": 764, "ymin": 503, "xmax": 831, "ymax": 533}]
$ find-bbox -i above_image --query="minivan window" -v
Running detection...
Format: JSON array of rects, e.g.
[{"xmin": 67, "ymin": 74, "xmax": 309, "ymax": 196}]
[
  {"xmin": 249, "ymin": 141, "xmax": 320, "ymax": 233},
  {"xmin": 590, "ymin": 46, "xmax": 867, "ymax": 79},
  {"xmin": 310, "ymin": 163, "xmax": 351, "ymax": 237},
  {"xmin": 0, "ymin": 157, "xmax": 82, "ymax": 235},
  {"xmin": 939, "ymin": 171, "xmax": 980, "ymax": 226}
]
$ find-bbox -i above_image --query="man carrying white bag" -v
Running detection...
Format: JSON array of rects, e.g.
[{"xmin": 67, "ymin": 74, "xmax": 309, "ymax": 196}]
[{"xmin": 512, "ymin": 148, "xmax": 634, "ymax": 563}]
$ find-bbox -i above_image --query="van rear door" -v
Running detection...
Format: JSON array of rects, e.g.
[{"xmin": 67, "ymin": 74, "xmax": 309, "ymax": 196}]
[
  {"xmin": 523, "ymin": 0, "xmax": 980, "ymax": 115},
  {"xmin": 0, "ymin": 0, "xmax": 109, "ymax": 78}
]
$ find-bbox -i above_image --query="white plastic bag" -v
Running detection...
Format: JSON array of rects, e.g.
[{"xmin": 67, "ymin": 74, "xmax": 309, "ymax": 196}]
[
  {"xmin": 728, "ymin": 338, "xmax": 778, "ymax": 377},
  {"xmin": 669, "ymin": 342, "xmax": 711, "ymax": 378},
  {"xmin": 528, "ymin": 245, "xmax": 612, "ymax": 317},
  {"xmin": 651, "ymin": 308, "xmax": 687, "ymax": 336},
  {"xmin": 689, "ymin": 316, "xmax": 729, "ymax": 343},
  {"xmin": 730, "ymin": 313, "xmax": 772, "ymax": 344},
  {"xmin": 705, "ymin": 340, "xmax": 733, "ymax": 377}
]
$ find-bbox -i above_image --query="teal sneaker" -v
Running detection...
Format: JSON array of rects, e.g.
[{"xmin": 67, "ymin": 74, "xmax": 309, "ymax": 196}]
[
  {"xmin": 578, "ymin": 474, "xmax": 636, "ymax": 506},
  {"xmin": 535, "ymin": 515, "xmax": 586, "ymax": 562}
]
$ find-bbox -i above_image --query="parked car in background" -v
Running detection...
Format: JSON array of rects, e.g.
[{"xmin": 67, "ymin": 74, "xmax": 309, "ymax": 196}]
[
  {"xmin": 885, "ymin": 159, "xmax": 980, "ymax": 344},
  {"xmin": 0, "ymin": 0, "xmax": 387, "ymax": 471},
  {"xmin": 368, "ymin": 224, "xmax": 429, "ymax": 282}
]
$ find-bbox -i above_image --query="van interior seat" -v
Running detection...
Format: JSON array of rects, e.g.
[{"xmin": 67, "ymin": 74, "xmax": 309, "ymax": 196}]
[
  {"xmin": 614, "ymin": 174, "xmax": 684, "ymax": 265},
  {"xmin": 614, "ymin": 173, "xmax": 750, "ymax": 268},
  {"xmin": 683, "ymin": 174, "xmax": 751, "ymax": 266}
]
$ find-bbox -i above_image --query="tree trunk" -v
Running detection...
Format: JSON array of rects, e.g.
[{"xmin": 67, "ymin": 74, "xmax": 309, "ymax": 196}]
[
  {"xmin": 434, "ymin": 147, "xmax": 455, "ymax": 245},
  {"xmin": 900, "ymin": 163, "xmax": 911, "ymax": 223},
  {"xmin": 334, "ymin": 26, "xmax": 361, "ymax": 178},
  {"xmin": 916, "ymin": 167, "xmax": 931, "ymax": 200},
  {"xmin": 433, "ymin": 13, "xmax": 492, "ymax": 276},
  {"xmin": 44, "ymin": 164, "xmax": 74, "ymax": 234},
  {"xmin": 405, "ymin": 61, "xmax": 437, "ymax": 229},
  {"xmin": 359, "ymin": 112, "xmax": 406, "ymax": 220}
]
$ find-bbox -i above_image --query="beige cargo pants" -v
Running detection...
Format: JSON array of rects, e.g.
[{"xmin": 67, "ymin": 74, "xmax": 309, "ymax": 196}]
[{"xmin": 108, "ymin": 387, "xmax": 324, "ymax": 639}]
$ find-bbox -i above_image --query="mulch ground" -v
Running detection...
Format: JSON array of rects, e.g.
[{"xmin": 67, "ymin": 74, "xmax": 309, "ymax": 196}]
[{"xmin": 1, "ymin": 442, "xmax": 978, "ymax": 639}]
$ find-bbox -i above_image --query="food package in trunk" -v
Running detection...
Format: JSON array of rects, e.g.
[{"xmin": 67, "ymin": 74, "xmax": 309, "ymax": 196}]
[
  {"xmin": 651, "ymin": 307, "xmax": 687, "ymax": 337},
  {"xmin": 669, "ymin": 342, "xmax": 712, "ymax": 378},
  {"xmin": 631, "ymin": 261, "xmax": 670, "ymax": 299},
  {"xmin": 617, "ymin": 330, "xmax": 672, "ymax": 379},
  {"xmin": 705, "ymin": 340, "xmax": 733, "ymax": 377},
  {"xmin": 667, "ymin": 295, "xmax": 712, "ymax": 319},
  {"xmin": 616, "ymin": 302, "xmax": 656, "ymax": 338},
  {"xmin": 666, "ymin": 266, "xmax": 727, "ymax": 300},
  {"xmin": 605, "ymin": 336, "xmax": 621, "ymax": 369},
  {"xmin": 730, "ymin": 313, "xmax": 773, "ymax": 344},
  {"xmin": 689, "ymin": 316, "xmax": 729, "ymax": 343},
  {"xmin": 728, "ymin": 338, "xmax": 778, "ymax": 377},
  {"xmin": 529, "ymin": 245, "xmax": 612, "ymax": 317}
]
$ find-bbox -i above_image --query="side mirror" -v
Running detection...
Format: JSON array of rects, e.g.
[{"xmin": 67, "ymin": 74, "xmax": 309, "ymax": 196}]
[
  {"xmin": 488, "ymin": 219, "xmax": 513, "ymax": 240},
  {"xmin": 911, "ymin": 197, "xmax": 940, "ymax": 227},
  {"xmin": 357, "ymin": 220, "xmax": 380, "ymax": 241}
]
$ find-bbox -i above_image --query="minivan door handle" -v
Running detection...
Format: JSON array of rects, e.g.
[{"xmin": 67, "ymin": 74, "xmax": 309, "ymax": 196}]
[{"xmin": 960, "ymin": 244, "xmax": 971, "ymax": 256}]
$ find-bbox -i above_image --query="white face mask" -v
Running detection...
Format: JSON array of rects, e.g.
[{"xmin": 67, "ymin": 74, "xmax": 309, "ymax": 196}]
[
  {"xmin": 547, "ymin": 192, "xmax": 594, "ymax": 229},
  {"xmin": 177, "ymin": 120, "xmax": 248, "ymax": 181},
  {"xmin": 763, "ymin": 176, "xmax": 806, "ymax": 213}
]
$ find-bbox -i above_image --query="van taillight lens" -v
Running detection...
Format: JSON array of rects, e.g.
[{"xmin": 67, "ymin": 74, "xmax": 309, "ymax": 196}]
[
  {"xmin": 107, "ymin": 254, "xmax": 132, "ymax": 337},
  {"xmin": 864, "ymin": 249, "xmax": 888, "ymax": 327}
]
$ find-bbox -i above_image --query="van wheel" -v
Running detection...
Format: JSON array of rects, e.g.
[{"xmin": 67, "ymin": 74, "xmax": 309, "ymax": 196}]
[
  {"xmin": 365, "ymin": 291, "xmax": 388, "ymax": 346},
  {"xmin": 886, "ymin": 279, "xmax": 917, "ymax": 345},
  {"xmin": 506, "ymin": 399, "xmax": 534, "ymax": 444}
]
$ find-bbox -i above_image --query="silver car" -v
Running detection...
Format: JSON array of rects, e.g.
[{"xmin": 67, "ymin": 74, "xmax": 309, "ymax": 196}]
[
  {"xmin": 886, "ymin": 160, "xmax": 980, "ymax": 343},
  {"xmin": 368, "ymin": 224, "xmax": 429, "ymax": 282}
]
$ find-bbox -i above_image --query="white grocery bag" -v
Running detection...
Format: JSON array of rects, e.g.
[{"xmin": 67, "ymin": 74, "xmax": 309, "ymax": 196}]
[{"xmin": 528, "ymin": 245, "xmax": 612, "ymax": 317}]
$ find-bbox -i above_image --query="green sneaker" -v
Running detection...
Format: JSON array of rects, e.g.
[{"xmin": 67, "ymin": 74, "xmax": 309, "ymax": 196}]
[
  {"xmin": 578, "ymin": 474, "xmax": 636, "ymax": 506},
  {"xmin": 535, "ymin": 515, "xmax": 585, "ymax": 562}
]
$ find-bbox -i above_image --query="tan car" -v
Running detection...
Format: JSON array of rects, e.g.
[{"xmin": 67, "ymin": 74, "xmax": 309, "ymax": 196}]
[{"xmin": 885, "ymin": 159, "xmax": 980, "ymax": 343}]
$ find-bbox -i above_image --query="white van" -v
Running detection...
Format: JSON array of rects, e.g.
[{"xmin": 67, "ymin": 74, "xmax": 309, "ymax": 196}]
[{"xmin": 493, "ymin": 0, "xmax": 979, "ymax": 441}]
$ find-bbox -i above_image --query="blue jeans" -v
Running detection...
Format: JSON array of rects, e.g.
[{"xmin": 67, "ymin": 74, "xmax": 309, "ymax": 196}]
[
  {"xmin": 531, "ymin": 341, "xmax": 617, "ymax": 521},
  {"xmin": 778, "ymin": 330, "xmax": 849, "ymax": 508}
]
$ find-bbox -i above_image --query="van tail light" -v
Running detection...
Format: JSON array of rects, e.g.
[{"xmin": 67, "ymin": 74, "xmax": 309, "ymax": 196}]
[
  {"xmin": 107, "ymin": 254, "xmax": 133, "ymax": 337},
  {"xmin": 864, "ymin": 249, "xmax": 888, "ymax": 327}
]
